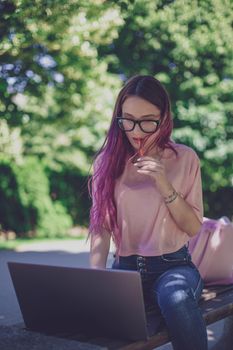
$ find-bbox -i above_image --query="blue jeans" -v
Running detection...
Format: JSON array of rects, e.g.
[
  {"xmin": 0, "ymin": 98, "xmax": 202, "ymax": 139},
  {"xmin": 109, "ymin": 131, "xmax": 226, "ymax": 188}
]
[{"xmin": 112, "ymin": 245, "xmax": 208, "ymax": 350}]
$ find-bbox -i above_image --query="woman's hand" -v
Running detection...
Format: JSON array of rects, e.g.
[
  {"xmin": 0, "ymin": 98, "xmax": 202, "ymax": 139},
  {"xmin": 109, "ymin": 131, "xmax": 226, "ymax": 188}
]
[
  {"xmin": 133, "ymin": 156, "xmax": 174, "ymax": 196},
  {"xmin": 133, "ymin": 156, "xmax": 202, "ymax": 237},
  {"xmin": 134, "ymin": 156, "xmax": 201, "ymax": 237},
  {"xmin": 134, "ymin": 156, "xmax": 166, "ymax": 183}
]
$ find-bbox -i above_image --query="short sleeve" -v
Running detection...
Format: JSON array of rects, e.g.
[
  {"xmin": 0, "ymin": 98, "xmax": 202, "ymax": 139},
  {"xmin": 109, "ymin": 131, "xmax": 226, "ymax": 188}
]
[{"xmin": 183, "ymin": 152, "xmax": 203, "ymax": 223}]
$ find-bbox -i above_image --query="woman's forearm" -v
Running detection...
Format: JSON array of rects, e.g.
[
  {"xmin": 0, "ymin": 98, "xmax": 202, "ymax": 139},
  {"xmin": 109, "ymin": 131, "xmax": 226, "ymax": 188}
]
[
  {"xmin": 90, "ymin": 230, "xmax": 111, "ymax": 268},
  {"xmin": 157, "ymin": 180, "xmax": 202, "ymax": 237},
  {"xmin": 165, "ymin": 194, "xmax": 202, "ymax": 237}
]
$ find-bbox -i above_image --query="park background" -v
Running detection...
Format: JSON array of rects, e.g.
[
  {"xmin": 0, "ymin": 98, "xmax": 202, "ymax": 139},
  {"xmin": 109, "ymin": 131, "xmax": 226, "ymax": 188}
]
[{"xmin": 0, "ymin": 0, "xmax": 233, "ymax": 245}]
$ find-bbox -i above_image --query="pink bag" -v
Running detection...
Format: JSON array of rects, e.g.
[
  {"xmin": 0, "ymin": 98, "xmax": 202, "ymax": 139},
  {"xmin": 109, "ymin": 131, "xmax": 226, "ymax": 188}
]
[{"xmin": 189, "ymin": 216, "xmax": 233, "ymax": 286}]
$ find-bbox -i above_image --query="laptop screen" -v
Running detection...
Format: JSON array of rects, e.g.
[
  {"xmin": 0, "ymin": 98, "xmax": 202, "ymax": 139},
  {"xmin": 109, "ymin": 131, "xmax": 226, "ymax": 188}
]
[{"xmin": 8, "ymin": 262, "xmax": 148, "ymax": 341}]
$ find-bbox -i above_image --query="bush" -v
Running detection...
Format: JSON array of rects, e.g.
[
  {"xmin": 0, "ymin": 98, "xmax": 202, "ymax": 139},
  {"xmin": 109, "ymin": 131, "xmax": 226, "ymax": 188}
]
[
  {"xmin": 45, "ymin": 166, "xmax": 91, "ymax": 227},
  {"xmin": 0, "ymin": 157, "xmax": 30, "ymax": 234},
  {"xmin": 0, "ymin": 156, "xmax": 73, "ymax": 237}
]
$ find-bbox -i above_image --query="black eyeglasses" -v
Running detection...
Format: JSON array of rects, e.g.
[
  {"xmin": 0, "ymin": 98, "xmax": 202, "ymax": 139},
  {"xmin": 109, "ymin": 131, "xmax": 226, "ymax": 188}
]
[{"xmin": 116, "ymin": 117, "xmax": 160, "ymax": 133}]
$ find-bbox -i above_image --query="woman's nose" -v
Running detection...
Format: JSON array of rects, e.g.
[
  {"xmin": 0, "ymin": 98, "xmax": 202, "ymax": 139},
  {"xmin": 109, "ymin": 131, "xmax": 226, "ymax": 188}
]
[{"xmin": 132, "ymin": 123, "xmax": 144, "ymax": 136}]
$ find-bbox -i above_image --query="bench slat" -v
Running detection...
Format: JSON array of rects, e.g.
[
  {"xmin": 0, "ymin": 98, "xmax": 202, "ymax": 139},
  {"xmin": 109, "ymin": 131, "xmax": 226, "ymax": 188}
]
[
  {"xmin": 202, "ymin": 289, "xmax": 233, "ymax": 325},
  {"xmin": 200, "ymin": 284, "xmax": 233, "ymax": 301}
]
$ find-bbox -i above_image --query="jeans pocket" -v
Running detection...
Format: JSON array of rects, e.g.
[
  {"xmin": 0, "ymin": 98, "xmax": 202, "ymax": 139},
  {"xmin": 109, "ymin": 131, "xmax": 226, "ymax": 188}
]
[
  {"xmin": 161, "ymin": 256, "xmax": 187, "ymax": 263},
  {"xmin": 161, "ymin": 247, "xmax": 191, "ymax": 263}
]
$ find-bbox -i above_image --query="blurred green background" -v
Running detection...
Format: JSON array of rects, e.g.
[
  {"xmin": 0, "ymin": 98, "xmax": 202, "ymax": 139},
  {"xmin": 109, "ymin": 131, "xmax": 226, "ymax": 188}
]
[{"xmin": 0, "ymin": 0, "xmax": 233, "ymax": 240}]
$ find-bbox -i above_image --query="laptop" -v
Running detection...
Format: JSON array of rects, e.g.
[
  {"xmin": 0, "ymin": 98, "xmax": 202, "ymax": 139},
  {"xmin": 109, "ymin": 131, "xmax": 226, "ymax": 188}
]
[{"xmin": 8, "ymin": 262, "xmax": 160, "ymax": 341}]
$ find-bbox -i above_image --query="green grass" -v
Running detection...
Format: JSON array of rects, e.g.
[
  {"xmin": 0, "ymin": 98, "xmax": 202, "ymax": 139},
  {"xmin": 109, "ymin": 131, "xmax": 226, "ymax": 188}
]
[
  {"xmin": 0, "ymin": 235, "xmax": 86, "ymax": 251},
  {"xmin": 0, "ymin": 240, "xmax": 19, "ymax": 250}
]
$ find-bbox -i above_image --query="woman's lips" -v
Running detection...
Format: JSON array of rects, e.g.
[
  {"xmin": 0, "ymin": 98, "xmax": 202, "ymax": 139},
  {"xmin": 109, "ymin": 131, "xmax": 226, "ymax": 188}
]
[{"xmin": 132, "ymin": 137, "xmax": 144, "ymax": 144}]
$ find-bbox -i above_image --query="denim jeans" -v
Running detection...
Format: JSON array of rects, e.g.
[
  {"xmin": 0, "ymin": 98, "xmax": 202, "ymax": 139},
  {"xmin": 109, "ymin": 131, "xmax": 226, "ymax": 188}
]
[{"xmin": 112, "ymin": 245, "xmax": 208, "ymax": 350}]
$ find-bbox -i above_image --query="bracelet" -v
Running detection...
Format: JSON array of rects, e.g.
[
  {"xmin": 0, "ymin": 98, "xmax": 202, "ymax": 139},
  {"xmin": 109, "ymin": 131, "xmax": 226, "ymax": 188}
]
[{"xmin": 164, "ymin": 189, "xmax": 178, "ymax": 204}]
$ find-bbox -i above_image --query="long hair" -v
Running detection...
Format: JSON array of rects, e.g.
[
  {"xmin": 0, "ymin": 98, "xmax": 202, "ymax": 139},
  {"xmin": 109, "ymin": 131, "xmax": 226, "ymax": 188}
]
[{"xmin": 87, "ymin": 75, "xmax": 177, "ymax": 252}]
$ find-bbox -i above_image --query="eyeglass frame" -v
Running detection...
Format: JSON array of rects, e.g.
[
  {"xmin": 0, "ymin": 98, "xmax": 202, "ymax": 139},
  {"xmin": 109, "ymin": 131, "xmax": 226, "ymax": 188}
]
[{"xmin": 116, "ymin": 116, "xmax": 161, "ymax": 133}]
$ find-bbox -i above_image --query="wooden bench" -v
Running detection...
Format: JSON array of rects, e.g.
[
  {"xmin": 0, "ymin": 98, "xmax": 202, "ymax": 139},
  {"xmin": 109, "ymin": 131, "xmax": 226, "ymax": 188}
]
[{"xmin": 62, "ymin": 284, "xmax": 233, "ymax": 350}]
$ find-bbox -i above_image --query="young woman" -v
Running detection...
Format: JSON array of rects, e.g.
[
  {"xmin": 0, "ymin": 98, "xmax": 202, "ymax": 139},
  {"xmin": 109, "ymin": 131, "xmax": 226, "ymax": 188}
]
[{"xmin": 88, "ymin": 75, "xmax": 208, "ymax": 350}]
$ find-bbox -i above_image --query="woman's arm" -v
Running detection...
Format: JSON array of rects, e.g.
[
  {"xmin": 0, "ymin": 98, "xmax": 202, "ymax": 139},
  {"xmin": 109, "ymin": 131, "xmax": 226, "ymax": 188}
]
[
  {"xmin": 89, "ymin": 230, "xmax": 111, "ymax": 268},
  {"xmin": 134, "ymin": 154, "xmax": 203, "ymax": 237},
  {"xmin": 157, "ymin": 180, "xmax": 202, "ymax": 237}
]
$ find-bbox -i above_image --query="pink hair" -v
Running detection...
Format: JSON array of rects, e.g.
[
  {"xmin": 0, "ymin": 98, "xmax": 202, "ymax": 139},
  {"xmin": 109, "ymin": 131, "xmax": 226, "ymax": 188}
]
[{"xmin": 87, "ymin": 75, "xmax": 177, "ymax": 253}]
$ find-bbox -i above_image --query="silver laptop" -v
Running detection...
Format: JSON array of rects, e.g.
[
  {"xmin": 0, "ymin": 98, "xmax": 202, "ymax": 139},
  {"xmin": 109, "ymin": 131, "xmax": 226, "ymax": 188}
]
[{"xmin": 8, "ymin": 262, "xmax": 159, "ymax": 341}]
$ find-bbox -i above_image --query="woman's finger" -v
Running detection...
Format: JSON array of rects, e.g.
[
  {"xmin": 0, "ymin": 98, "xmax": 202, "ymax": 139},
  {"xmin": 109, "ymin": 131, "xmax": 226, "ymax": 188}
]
[
  {"xmin": 137, "ymin": 164, "xmax": 163, "ymax": 172},
  {"xmin": 134, "ymin": 160, "xmax": 161, "ymax": 167}
]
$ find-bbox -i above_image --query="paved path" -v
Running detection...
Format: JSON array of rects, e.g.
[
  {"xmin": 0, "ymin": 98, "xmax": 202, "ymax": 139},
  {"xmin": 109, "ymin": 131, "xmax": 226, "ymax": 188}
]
[{"xmin": 0, "ymin": 239, "xmax": 226, "ymax": 349}]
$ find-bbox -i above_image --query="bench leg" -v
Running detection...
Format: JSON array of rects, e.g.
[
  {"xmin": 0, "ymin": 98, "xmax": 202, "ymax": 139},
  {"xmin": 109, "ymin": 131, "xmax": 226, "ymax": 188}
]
[{"xmin": 211, "ymin": 315, "xmax": 233, "ymax": 350}]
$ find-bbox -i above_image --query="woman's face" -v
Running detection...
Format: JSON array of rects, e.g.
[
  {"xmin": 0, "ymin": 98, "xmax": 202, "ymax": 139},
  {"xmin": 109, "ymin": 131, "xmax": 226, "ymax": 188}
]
[{"xmin": 121, "ymin": 96, "xmax": 161, "ymax": 153}]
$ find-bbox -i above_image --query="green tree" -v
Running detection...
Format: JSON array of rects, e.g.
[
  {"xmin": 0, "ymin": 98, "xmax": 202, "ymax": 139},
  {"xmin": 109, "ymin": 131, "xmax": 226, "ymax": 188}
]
[
  {"xmin": 0, "ymin": 0, "xmax": 124, "ymax": 234},
  {"xmin": 0, "ymin": 0, "xmax": 123, "ymax": 172},
  {"xmin": 1, "ymin": 0, "xmax": 232, "ymax": 235},
  {"xmin": 100, "ymin": 0, "xmax": 233, "ymax": 218},
  {"xmin": 0, "ymin": 155, "xmax": 72, "ymax": 237}
]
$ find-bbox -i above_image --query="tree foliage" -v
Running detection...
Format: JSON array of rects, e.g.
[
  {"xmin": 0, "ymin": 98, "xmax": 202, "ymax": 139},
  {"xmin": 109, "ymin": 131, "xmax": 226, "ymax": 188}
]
[
  {"xmin": 100, "ymin": 0, "xmax": 233, "ymax": 217},
  {"xmin": 0, "ymin": 0, "xmax": 232, "ymax": 236},
  {"xmin": 0, "ymin": 155, "xmax": 72, "ymax": 236},
  {"xmin": 0, "ymin": 0, "xmax": 122, "ymax": 172}
]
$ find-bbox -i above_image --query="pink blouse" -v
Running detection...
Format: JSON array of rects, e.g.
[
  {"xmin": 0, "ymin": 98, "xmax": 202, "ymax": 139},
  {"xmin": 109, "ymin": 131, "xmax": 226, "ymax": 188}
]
[{"xmin": 114, "ymin": 143, "xmax": 203, "ymax": 256}]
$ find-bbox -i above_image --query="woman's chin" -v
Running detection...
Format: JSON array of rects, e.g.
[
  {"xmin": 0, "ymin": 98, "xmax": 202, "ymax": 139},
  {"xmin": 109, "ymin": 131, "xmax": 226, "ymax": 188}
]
[{"xmin": 129, "ymin": 140, "xmax": 139, "ymax": 148}]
